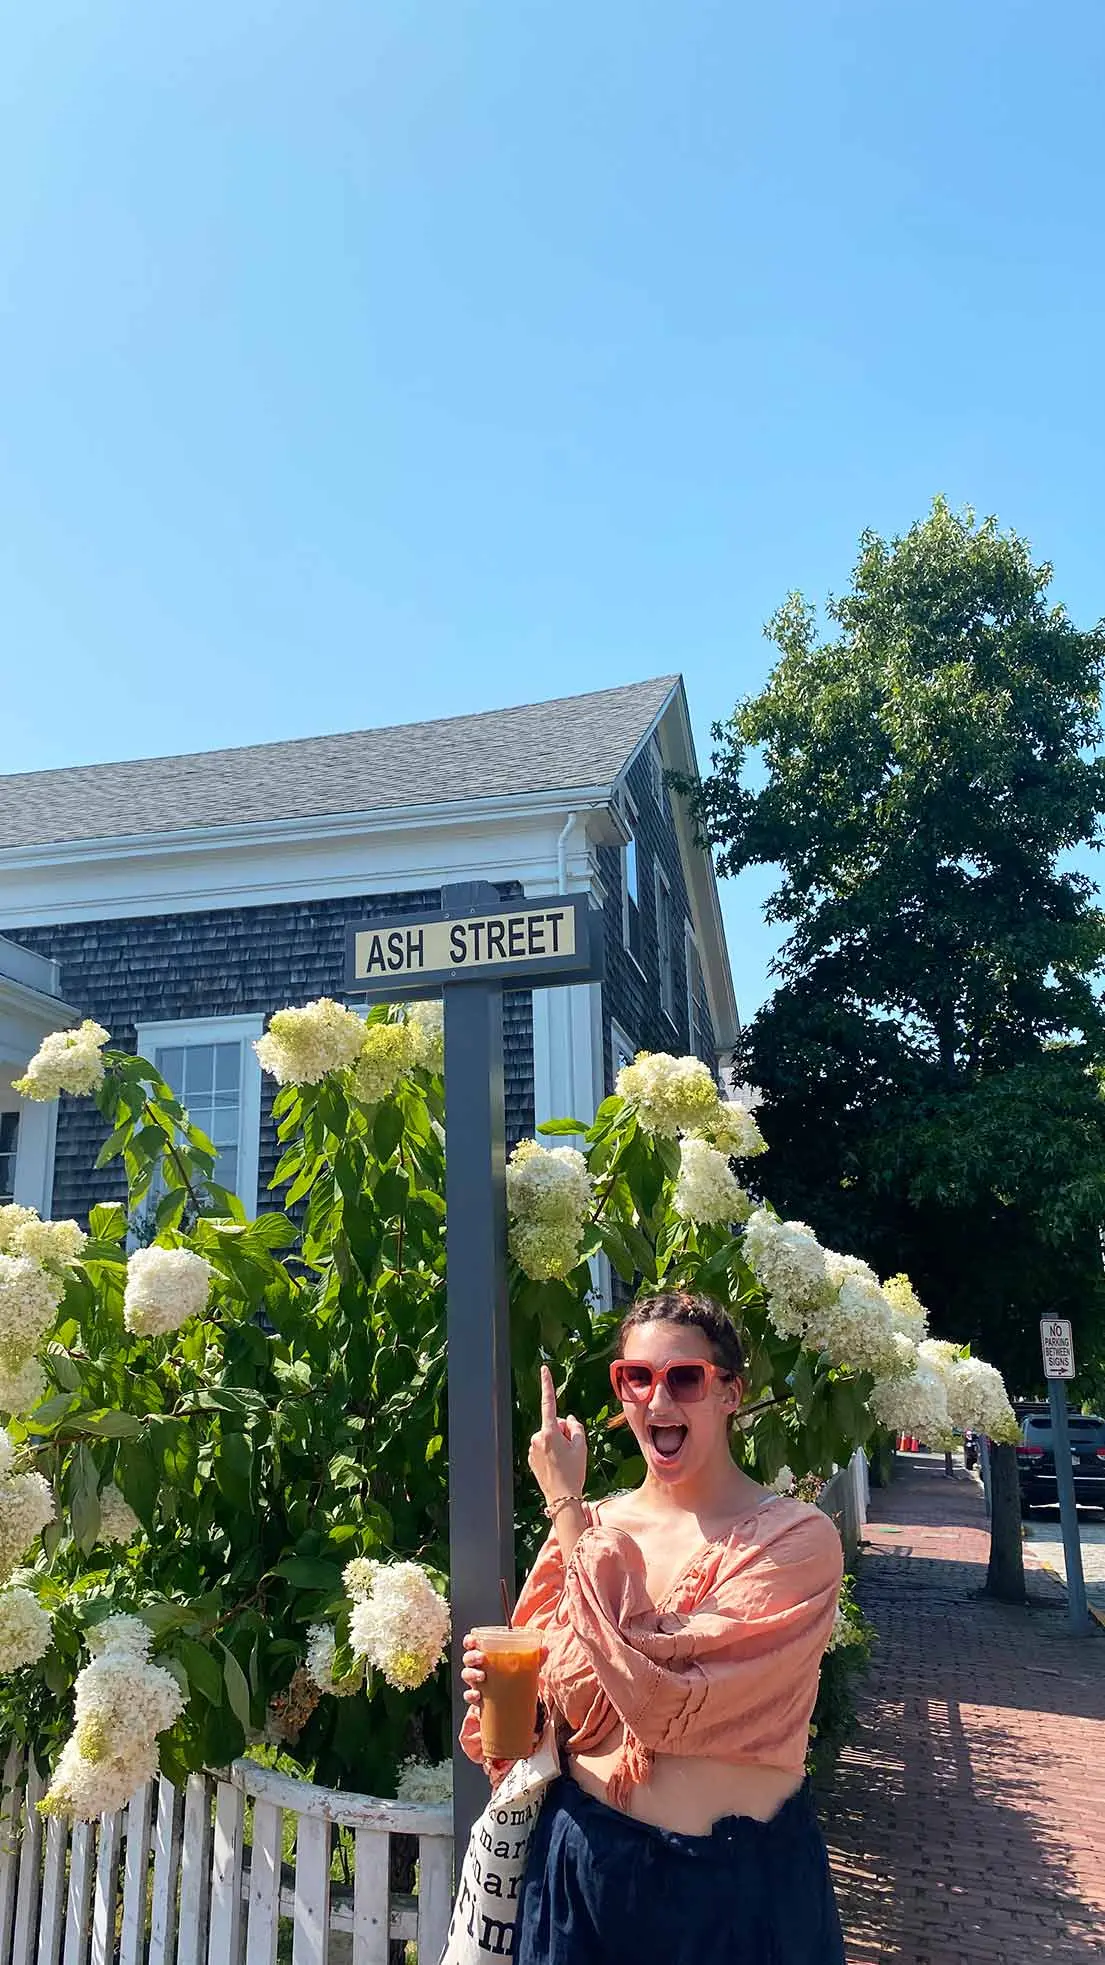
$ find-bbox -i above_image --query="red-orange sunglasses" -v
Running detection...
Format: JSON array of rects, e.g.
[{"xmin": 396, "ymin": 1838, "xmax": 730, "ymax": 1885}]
[{"xmin": 609, "ymin": 1358, "xmax": 734, "ymax": 1406}]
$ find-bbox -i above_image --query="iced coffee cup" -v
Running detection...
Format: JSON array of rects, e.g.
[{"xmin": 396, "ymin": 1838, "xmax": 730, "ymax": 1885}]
[{"xmin": 472, "ymin": 1626, "xmax": 544, "ymax": 1761}]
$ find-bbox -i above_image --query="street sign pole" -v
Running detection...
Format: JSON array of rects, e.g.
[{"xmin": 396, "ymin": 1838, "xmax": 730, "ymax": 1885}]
[
  {"xmin": 443, "ymin": 976, "xmax": 514, "ymax": 1847},
  {"xmin": 345, "ymin": 881, "xmax": 604, "ymax": 1858},
  {"xmin": 1045, "ymin": 1377, "xmax": 1092, "ymax": 1637},
  {"xmin": 1039, "ymin": 1318, "xmax": 1092, "ymax": 1638}
]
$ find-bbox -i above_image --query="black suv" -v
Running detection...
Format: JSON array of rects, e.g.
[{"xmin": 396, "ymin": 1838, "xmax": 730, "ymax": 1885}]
[{"xmin": 1015, "ymin": 1403, "xmax": 1105, "ymax": 1517}]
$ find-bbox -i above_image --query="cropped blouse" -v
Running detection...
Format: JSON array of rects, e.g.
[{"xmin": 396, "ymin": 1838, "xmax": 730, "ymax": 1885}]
[{"xmin": 460, "ymin": 1496, "xmax": 843, "ymax": 1809}]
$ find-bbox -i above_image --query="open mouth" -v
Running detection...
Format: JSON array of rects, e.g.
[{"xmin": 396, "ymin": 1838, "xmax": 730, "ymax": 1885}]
[{"xmin": 647, "ymin": 1423, "xmax": 688, "ymax": 1466}]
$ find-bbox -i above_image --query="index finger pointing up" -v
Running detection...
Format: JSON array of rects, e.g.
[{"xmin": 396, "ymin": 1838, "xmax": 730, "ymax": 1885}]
[{"xmin": 540, "ymin": 1363, "xmax": 558, "ymax": 1427}]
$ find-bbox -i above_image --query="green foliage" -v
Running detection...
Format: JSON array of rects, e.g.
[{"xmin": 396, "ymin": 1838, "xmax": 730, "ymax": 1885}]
[
  {"xmin": 685, "ymin": 498, "xmax": 1105, "ymax": 1391},
  {"xmin": 807, "ymin": 1573, "xmax": 874, "ymax": 1782},
  {"xmin": 1, "ymin": 1014, "xmax": 882, "ymax": 1799}
]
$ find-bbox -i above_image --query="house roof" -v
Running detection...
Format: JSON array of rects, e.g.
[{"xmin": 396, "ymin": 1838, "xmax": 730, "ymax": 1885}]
[{"xmin": 0, "ymin": 677, "xmax": 680, "ymax": 851}]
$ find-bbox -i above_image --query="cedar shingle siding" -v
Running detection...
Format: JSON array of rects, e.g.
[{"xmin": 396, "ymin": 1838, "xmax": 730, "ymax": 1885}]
[{"xmin": 10, "ymin": 889, "xmax": 534, "ymax": 1223}]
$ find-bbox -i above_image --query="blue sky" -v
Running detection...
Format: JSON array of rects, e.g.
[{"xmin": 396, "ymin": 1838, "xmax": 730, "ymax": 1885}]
[{"xmin": 2, "ymin": 0, "xmax": 1103, "ymax": 1015}]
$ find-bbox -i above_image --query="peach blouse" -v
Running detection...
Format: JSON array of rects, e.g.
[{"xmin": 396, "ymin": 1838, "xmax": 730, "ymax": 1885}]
[{"xmin": 461, "ymin": 1496, "xmax": 843, "ymax": 1809}]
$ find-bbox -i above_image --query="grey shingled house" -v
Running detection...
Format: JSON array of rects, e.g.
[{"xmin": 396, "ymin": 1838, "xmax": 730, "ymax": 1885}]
[{"xmin": 0, "ymin": 677, "xmax": 737, "ymax": 1226}]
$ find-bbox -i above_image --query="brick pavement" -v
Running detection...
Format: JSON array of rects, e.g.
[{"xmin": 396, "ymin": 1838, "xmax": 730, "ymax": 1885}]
[{"xmin": 818, "ymin": 1453, "xmax": 1105, "ymax": 1963}]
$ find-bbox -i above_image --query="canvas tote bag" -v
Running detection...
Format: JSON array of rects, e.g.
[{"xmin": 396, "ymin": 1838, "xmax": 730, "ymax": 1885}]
[{"xmin": 439, "ymin": 1725, "xmax": 561, "ymax": 1963}]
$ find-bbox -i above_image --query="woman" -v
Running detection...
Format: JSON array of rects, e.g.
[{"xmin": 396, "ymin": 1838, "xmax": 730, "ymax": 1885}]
[{"xmin": 461, "ymin": 1290, "xmax": 846, "ymax": 1964}]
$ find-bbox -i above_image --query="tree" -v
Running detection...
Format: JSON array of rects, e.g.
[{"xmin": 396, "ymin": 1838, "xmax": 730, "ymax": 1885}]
[
  {"xmin": 685, "ymin": 498, "xmax": 1105, "ymax": 1402},
  {"xmin": 0, "ymin": 1004, "xmax": 1012, "ymax": 1816}
]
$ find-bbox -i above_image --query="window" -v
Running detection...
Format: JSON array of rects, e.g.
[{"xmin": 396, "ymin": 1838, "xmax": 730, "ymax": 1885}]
[
  {"xmin": 0, "ymin": 1113, "xmax": 17, "ymax": 1204},
  {"xmin": 685, "ymin": 924, "xmax": 707, "ymax": 1055},
  {"xmin": 655, "ymin": 867, "xmax": 676, "ymax": 1023},
  {"xmin": 611, "ymin": 1021, "xmax": 636, "ymax": 1077},
  {"xmin": 135, "ymin": 1015, "xmax": 264, "ymax": 1210},
  {"xmin": 648, "ymin": 736, "xmax": 666, "ymax": 810},
  {"xmin": 621, "ymin": 799, "xmax": 644, "ymax": 968}
]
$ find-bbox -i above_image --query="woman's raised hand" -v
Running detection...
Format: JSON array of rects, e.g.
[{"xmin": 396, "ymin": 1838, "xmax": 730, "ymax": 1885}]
[{"xmin": 528, "ymin": 1364, "xmax": 587, "ymax": 1505}]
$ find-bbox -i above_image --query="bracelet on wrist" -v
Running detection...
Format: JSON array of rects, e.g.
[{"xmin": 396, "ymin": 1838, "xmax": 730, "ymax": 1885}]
[{"xmin": 545, "ymin": 1492, "xmax": 584, "ymax": 1521}]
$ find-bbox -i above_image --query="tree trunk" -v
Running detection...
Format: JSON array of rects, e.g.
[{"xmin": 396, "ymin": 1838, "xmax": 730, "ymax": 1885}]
[
  {"xmin": 943, "ymin": 1449, "xmax": 954, "ymax": 1477},
  {"xmin": 985, "ymin": 1443, "xmax": 1026, "ymax": 1602}
]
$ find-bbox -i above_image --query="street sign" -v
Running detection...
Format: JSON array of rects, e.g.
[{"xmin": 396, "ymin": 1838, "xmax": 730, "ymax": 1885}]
[
  {"xmin": 345, "ymin": 892, "xmax": 599, "ymax": 997},
  {"xmin": 1040, "ymin": 1317, "xmax": 1075, "ymax": 1380},
  {"xmin": 346, "ymin": 882, "xmax": 604, "ymax": 1852}
]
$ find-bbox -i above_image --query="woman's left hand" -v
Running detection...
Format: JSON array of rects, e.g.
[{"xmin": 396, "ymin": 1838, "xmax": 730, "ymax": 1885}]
[{"xmin": 528, "ymin": 1364, "xmax": 587, "ymax": 1505}]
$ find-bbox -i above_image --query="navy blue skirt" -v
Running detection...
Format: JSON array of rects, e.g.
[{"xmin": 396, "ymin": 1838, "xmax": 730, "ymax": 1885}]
[{"xmin": 517, "ymin": 1775, "xmax": 845, "ymax": 1965}]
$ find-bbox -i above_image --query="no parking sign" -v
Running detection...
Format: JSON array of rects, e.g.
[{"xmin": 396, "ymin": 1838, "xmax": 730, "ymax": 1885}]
[{"xmin": 1040, "ymin": 1317, "xmax": 1075, "ymax": 1380}]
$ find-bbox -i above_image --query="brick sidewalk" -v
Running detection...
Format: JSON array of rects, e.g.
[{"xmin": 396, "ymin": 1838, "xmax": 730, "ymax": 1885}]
[{"xmin": 819, "ymin": 1453, "xmax": 1105, "ymax": 1963}]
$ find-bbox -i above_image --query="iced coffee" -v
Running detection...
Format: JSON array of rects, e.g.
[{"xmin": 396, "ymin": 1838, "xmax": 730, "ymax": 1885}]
[{"xmin": 472, "ymin": 1626, "xmax": 544, "ymax": 1761}]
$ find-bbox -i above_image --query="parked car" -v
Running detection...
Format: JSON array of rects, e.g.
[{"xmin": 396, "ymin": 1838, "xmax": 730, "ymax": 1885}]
[{"xmin": 1015, "ymin": 1404, "xmax": 1105, "ymax": 1517}]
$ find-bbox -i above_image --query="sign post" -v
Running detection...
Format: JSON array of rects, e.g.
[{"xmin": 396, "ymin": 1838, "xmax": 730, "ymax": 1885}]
[
  {"xmin": 346, "ymin": 883, "xmax": 604, "ymax": 1853},
  {"xmin": 1038, "ymin": 1319, "xmax": 1092, "ymax": 1637}
]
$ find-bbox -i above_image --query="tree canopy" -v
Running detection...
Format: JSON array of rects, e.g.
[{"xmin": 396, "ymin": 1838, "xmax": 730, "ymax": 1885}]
[{"xmin": 688, "ymin": 499, "xmax": 1105, "ymax": 1393}]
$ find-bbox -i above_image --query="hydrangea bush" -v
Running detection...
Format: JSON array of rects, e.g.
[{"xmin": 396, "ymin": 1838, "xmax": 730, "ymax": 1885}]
[{"xmin": 0, "ymin": 1004, "xmax": 1014, "ymax": 1818}]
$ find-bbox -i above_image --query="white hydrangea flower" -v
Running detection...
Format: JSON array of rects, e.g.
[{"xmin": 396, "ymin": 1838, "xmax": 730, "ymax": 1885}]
[
  {"xmin": 352, "ymin": 1022, "xmax": 416, "ymax": 1106},
  {"xmin": 0, "ymin": 1468, "xmax": 56, "ymax": 1585},
  {"xmin": 342, "ymin": 1557, "xmax": 382, "ymax": 1602},
  {"xmin": 85, "ymin": 1614, "xmax": 153, "ymax": 1660},
  {"xmin": 869, "ymin": 1357, "xmax": 952, "ymax": 1442},
  {"xmin": 396, "ymin": 1756, "xmax": 453, "ymax": 1804},
  {"xmin": 347, "ymin": 1560, "xmax": 450, "ymax": 1692},
  {"xmin": 673, "ymin": 1138, "xmax": 751, "ymax": 1226},
  {"xmin": 805, "ymin": 1267, "xmax": 903, "ymax": 1377},
  {"xmin": 305, "ymin": 1623, "xmax": 364, "ymax": 1697},
  {"xmin": 254, "ymin": 999, "xmax": 366, "ymax": 1086},
  {"xmin": 405, "ymin": 1001, "xmax": 445, "ymax": 1074},
  {"xmin": 96, "ymin": 1485, "xmax": 141, "ymax": 1546},
  {"xmin": 0, "ymin": 1587, "xmax": 52, "ymax": 1672},
  {"xmin": 615, "ymin": 1052, "xmax": 720, "ymax": 1137},
  {"xmin": 916, "ymin": 1342, "xmax": 1017, "ymax": 1443},
  {"xmin": 13, "ymin": 1022, "xmax": 110, "ymax": 1102},
  {"xmin": 124, "ymin": 1246, "xmax": 213, "ymax": 1337},
  {"xmin": 0, "ymin": 1357, "xmax": 48, "ymax": 1418},
  {"xmin": 0, "ymin": 1431, "xmax": 15, "ymax": 1483},
  {"xmin": 506, "ymin": 1139, "xmax": 594, "ymax": 1281},
  {"xmin": 882, "ymin": 1273, "xmax": 929, "ymax": 1345},
  {"xmin": 42, "ymin": 1615, "xmax": 183, "ymax": 1823},
  {"xmin": 701, "ymin": 1100, "xmax": 768, "ymax": 1159},
  {"xmin": 0, "ymin": 1256, "xmax": 65, "ymax": 1371},
  {"xmin": 743, "ymin": 1210, "xmax": 833, "ymax": 1334},
  {"xmin": 770, "ymin": 1465, "xmax": 796, "ymax": 1495},
  {"xmin": 0, "ymin": 1210, "xmax": 86, "ymax": 1271}
]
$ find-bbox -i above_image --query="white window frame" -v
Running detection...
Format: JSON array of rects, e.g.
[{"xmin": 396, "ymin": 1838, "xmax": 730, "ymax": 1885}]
[
  {"xmin": 0, "ymin": 1110, "xmax": 18, "ymax": 1204},
  {"xmin": 648, "ymin": 735, "xmax": 666, "ymax": 809},
  {"xmin": 134, "ymin": 1013, "xmax": 264, "ymax": 1212},
  {"xmin": 654, "ymin": 865, "xmax": 677, "ymax": 1028},
  {"xmin": 620, "ymin": 796, "xmax": 646, "ymax": 975}
]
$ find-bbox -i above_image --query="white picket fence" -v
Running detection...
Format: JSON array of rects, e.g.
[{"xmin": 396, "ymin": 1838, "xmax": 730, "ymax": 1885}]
[{"xmin": 0, "ymin": 1747, "xmax": 453, "ymax": 1965}]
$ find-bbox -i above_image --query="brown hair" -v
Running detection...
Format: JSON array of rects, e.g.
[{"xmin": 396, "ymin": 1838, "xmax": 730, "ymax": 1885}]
[{"xmin": 615, "ymin": 1290, "xmax": 745, "ymax": 1382}]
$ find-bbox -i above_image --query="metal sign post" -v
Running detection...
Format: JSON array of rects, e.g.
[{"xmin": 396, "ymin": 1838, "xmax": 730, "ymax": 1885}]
[
  {"xmin": 1039, "ymin": 1319, "xmax": 1092, "ymax": 1637},
  {"xmin": 346, "ymin": 883, "xmax": 604, "ymax": 1854}
]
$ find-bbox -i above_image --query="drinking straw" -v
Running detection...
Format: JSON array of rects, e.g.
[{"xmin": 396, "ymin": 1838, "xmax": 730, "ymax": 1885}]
[{"xmin": 500, "ymin": 1578, "xmax": 513, "ymax": 1627}]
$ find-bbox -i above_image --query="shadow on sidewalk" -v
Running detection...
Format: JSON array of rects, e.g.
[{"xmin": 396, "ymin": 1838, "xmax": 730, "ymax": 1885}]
[{"xmin": 820, "ymin": 1462, "xmax": 1105, "ymax": 1962}]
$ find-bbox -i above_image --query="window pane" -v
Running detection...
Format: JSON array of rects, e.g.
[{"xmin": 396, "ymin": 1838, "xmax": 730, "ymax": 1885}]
[
  {"xmin": 156, "ymin": 1047, "xmax": 185, "ymax": 1089},
  {"xmin": 208, "ymin": 1106, "xmax": 240, "ymax": 1148},
  {"xmin": 625, "ymin": 835, "xmax": 639, "ymax": 905},
  {"xmin": 215, "ymin": 1145, "xmax": 238, "ymax": 1191},
  {"xmin": 184, "ymin": 1046, "xmax": 215, "ymax": 1096},
  {"xmin": 214, "ymin": 1044, "xmax": 241, "ymax": 1092}
]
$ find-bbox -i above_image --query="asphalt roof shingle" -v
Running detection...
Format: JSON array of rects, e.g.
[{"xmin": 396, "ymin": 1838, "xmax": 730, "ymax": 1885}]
[{"xmin": 0, "ymin": 678, "xmax": 679, "ymax": 851}]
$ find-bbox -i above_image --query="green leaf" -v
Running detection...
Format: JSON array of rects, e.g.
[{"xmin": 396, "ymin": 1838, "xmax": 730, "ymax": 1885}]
[
  {"xmin": 373, "ymin": 1102, "xmax": 406, "ymax": 1162},
  {"xmin": 179, "ymin": 1638, "xmax": 224, "ymax": 1705},
  {"xmin": 537, "ymin": 1117, "xmax": 588, "ymax": 1136},
  {"xmin": 69, "ymin": 1443, "xmax": 101, "ymax": 1551},
  {"xmin": 214, "ymin": 1431, "xmax": 254, "ymax": 1513},
  {"xmin": 89, "ymin": 1202, "xmax": 127, "ymax": 1243},
  {"xmin": 273, "ymin": 1557, "xmax": 347, "ymax": 1592},
  {"xmin": 118, "ymin": 1437, "xmax": 160, "ymax": 1530},
  {"xmin": 219, "ymin": 1642, "xmax": 253, "ymax": 1731},
  {"xmin": 94, "ymin": 1124, "xmax": 132, "ymax": 1170},
  {"xmin": 246, "ymin": 1213, "xmax": 297, "ymax": 1250},
  {"xmin": 68, "ymin": 1410, "xmax": 143, "ymax": 1439}
]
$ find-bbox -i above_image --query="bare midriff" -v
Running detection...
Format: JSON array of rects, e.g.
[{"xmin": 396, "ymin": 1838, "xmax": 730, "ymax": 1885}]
[{"xmin": 570, "ymin": 1725, "xmax": 802, "ymax": 1834}]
